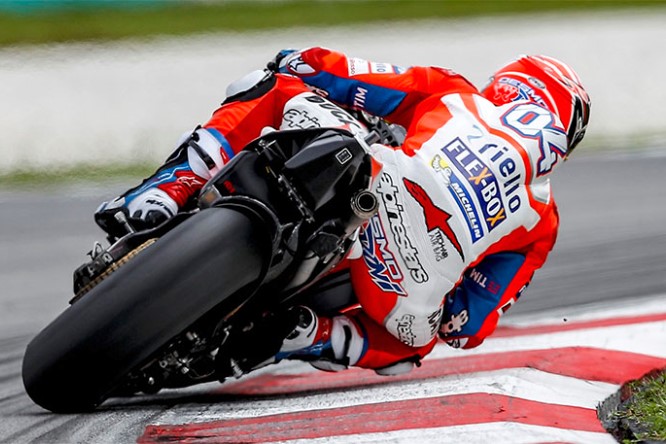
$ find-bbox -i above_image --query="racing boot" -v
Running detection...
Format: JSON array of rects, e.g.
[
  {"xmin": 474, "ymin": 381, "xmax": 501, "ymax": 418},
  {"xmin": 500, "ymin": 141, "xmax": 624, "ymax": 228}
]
[
  {"xmin": 217, "ymin": 306, "xmax": 367, "ymax": 379},
  {"xmin": 95, "ymin": 126, "xmax": 228, "ymax": 240},
  {"xmin": 95, "ymin": 188, "xmax": 178, "ymax": 240},
  {"xmin": 279, "ymin": 308, "xmax": 421, "ymax": 376}
]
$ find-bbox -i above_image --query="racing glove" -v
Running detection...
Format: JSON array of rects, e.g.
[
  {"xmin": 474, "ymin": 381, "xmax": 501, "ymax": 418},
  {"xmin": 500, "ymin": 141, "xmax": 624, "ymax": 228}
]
[{"xmin": 266, "ymin": 48, "xmax": 297, "ymax": 72}]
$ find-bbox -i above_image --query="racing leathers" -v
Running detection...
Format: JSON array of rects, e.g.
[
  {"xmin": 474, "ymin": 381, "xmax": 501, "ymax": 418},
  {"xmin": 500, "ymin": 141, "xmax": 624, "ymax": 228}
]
[{"xmin": 98, "ymin": 47, "xmax": 563, "ymax": 374}]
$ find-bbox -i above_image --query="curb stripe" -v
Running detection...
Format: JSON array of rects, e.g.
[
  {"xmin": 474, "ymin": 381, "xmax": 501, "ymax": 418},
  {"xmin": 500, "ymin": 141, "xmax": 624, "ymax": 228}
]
[
  {"xmin": 137, "ymin": 311, "xmax": 666, "ymax": 443},
  {"xmin": 138, "ymin": 393, "xmax": 604, "ymax": 443},
  {"xmin": 215, "ymin": 347, "xmax": 664, "ymax": 396}
]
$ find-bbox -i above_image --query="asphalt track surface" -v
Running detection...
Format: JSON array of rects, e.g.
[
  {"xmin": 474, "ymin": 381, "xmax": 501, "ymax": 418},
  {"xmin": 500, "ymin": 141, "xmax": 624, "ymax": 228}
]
[{"xmin": 1, "ymin": 150, "xmax": 665, "ymax": 442}]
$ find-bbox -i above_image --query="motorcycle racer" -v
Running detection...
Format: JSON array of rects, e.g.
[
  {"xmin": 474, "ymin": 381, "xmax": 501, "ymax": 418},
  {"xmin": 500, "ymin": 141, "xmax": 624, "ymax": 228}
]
[{"xmin": 96, "ymin": 47, "xmax": 590, "ymax": 376}]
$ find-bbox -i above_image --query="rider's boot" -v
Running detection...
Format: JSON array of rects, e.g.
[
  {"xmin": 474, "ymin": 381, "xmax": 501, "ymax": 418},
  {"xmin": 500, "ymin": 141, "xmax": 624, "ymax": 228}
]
[
  {"xmin": 95, "ymin": 126, "xmax": 228, "ymax": 239},
  {"xmin": 217, "ymin": 306, "xmax": 367, "ymax": 379},
  {"xmin": 278, "ymin": 308, "xmax": 424, "ymax": 375},
  {"xmin": 277, "ymin": 306, "xmax": 367, "ymax": 372},
  {"xmin": 217, "ymin": 305, "xmax": 431, "ymax": 380}
]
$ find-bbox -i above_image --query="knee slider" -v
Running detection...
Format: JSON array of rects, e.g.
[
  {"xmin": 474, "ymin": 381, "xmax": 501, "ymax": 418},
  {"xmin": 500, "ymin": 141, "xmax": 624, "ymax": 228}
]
[
  {"xmin": 224, "ymin": 69, "xmax": 276, "ymax": 103},
  {"xmin": 185, "ymin": 127, "xmax": 227, "ymax": 180},
  {"xmin": 166, "ymin": 126, "xmax": 227, "ymax": 181},
  {"xmin": 374, "ymin": 359, "xmax": 417, "ymax": 376}
]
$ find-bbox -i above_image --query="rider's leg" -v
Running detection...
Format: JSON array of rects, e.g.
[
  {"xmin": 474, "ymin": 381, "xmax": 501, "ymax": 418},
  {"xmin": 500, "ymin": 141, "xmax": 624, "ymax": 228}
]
[
  {"xmin": 95, "ymin": 72, "xmax": 312, "ymax": 238},
  {"xmin": 222, "ymin": 305, "xmax": 436, "ymax": 376},
  {"xmin": 277, "ymin": 250, "xmax": 441, "ymax": 374}
]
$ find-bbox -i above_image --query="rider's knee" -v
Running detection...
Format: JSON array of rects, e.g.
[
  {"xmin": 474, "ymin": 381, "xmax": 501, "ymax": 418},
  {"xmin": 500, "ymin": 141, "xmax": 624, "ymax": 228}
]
[{"xmin": 223, "ymin": 70, "xmax": 276, "ymax": 104}]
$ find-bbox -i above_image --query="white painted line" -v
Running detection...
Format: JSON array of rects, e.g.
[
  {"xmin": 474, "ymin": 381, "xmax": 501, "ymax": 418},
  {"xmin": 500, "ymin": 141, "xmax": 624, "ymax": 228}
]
[
  {"xmin": 431, "ymin": 320, "xmax": 666, "ymax": 359},
  {"xmin": 277, "ymin": 422, "xmax": 617, "ymax": 444}
]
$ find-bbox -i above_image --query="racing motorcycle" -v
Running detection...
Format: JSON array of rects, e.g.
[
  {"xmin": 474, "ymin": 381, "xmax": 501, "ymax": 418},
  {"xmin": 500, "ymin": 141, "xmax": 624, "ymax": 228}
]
[{"xmin": 21, "ymin": 110, "xmax": 404, "ymax": 413}]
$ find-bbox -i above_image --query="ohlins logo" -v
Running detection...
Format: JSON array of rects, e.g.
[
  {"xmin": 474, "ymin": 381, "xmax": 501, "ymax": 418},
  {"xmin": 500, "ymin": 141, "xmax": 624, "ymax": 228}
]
[
  {"xmin": 376, "ymin": 173, "xmax": 429, "ymax": 284},
  {"xmin": 403, "ymin": 178, "xmax": 464, "ymax": 261}
]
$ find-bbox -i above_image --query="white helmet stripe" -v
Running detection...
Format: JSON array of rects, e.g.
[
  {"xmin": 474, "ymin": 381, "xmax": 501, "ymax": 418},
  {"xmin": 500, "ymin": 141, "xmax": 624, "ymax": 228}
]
[{"xmin": 533, "ymin": 55, "xmax": 581, "ymax": 85}]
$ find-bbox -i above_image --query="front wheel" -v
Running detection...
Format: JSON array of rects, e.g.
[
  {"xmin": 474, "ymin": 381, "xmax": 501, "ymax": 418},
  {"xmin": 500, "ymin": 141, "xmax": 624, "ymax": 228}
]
[{"xmin": 22, "ymin": 207, "xmax": 272, "ymax": 413}]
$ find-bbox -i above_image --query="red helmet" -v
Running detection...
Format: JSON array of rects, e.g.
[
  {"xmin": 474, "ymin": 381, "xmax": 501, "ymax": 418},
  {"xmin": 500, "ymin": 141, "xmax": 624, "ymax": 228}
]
[{"xmin": 482, "ymin": 55, "xmax": 591, "ymax": 154}]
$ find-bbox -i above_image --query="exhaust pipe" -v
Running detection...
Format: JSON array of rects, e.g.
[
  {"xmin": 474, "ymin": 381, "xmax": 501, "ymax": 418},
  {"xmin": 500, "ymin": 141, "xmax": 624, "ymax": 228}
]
[{"xmin": 350, "ymin": 190, "xmax": 379, "ymax": 219}]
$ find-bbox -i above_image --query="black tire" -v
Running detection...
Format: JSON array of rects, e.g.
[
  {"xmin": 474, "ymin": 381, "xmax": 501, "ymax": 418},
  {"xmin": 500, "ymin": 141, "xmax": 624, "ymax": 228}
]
[{"xmin": 22, "ymin": 207, "xmax": 272, "ymax": 413}]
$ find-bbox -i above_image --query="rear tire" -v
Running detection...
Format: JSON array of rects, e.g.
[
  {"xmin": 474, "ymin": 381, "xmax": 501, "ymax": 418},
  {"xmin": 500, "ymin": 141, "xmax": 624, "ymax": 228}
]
[{"xmin": 22, "ymin": 207, "xmax": 272, "ymax": 413}]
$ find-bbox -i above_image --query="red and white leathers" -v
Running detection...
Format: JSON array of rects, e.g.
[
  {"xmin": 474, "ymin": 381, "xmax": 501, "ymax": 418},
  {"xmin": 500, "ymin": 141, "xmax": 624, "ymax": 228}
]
[
  {"xmin": 114, "ymin": 47, "xmax": 565, "ymax": 373},
  {"xmin": 270, "ymin": 47, "xmax": 563, "ymax": 370}
]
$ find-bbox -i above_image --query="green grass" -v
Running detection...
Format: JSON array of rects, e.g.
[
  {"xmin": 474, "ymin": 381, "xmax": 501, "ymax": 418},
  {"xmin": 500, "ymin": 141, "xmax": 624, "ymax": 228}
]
[
  {"xmin": 1, "ymin": 0, "xmax": 665, "ymax": 47},
  {"xmin": 0, "ymin": 163, "xmax": 154, "ymax": 189},
  {"xmin": 618, "ymin": 370, "xmax": 666, "ymax": 443}
]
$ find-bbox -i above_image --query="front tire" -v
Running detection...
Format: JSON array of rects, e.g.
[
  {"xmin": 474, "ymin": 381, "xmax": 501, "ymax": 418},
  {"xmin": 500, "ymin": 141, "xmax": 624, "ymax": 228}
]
[{"xmin": 22, "ymin": 207, "xmax": 272, "ymax": 413}]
